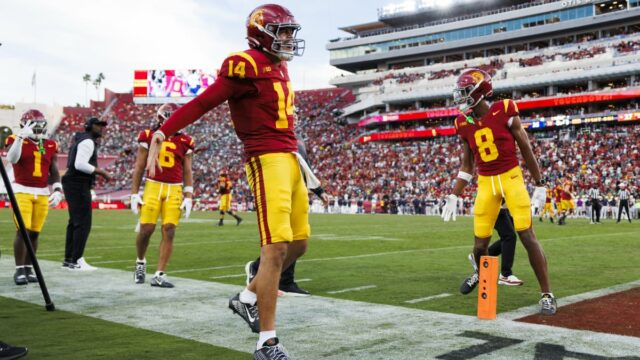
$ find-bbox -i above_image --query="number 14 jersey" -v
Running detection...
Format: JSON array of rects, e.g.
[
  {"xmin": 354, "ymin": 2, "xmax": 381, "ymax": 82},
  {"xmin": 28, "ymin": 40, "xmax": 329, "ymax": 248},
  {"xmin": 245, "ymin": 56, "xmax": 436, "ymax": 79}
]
[
  {"xmin": 158, "ymin": 48, "xmax": 297, "ymax": 158},
  {"xmin": 454, "ymin": 99, "xmax": 520, "ymax": 176}
]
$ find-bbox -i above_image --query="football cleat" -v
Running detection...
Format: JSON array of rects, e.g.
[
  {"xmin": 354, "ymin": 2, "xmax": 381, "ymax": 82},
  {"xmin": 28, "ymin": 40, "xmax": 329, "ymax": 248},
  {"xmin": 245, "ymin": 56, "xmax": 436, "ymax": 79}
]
[
  {"xmin": 460, "ymin": 273, "xmax": 479, "ymax": 295},
  {"xmin": 279, "ymin": 282, "xmax": 311, "ymax": 297},
  {"xmin": 0, "ymin": 341, "xmax": 28, "ymax": 360},
  {"xmin": 134, "ymin": 262, "xmax": 146, "ymax": 284},
  {"xmin": 74, "ymin": 257, "xmax": 97, "ymax": 271},
  {"xmin": 218, "ymin": 219, "xmax": 224, "ymax": 227},
  {"xmin": 236, "ymin": 216, "xmax": 243, "ymax": 226},
  {"xmin": 229, "ymin": 293, "xmax": 260, "ymax": 333},
  {"xmin": 150, "ymin": 273, "xmax": 174, "ymax": 288},
  {"xmin": 245, "ymin": 261, "xmax": 257, "ymax": 286},
  {"xmin": 253, "ymin": 338, "xmax": 290, "ymax": 360},
  {"xmin": 13, "ymin": 268, "xmax": 28, "ymax": 286},
  {"xmin": 539, "ymin": 293, "xmax": 557, "ymax": 315},
  {"xmin": 499, "ymin": 274, "xmax": 523, "ymax": 286},
  {"xmin": 25, "ymin": 267, "xmax": 37, "ymax": 283}
]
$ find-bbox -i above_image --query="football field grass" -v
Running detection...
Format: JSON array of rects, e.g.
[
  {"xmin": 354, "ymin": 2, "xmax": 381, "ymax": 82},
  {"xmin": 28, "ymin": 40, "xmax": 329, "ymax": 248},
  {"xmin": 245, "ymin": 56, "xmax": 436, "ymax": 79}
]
[{"xmin": 0, "ymin": 209, "xmax": 638, "ymax": 358}]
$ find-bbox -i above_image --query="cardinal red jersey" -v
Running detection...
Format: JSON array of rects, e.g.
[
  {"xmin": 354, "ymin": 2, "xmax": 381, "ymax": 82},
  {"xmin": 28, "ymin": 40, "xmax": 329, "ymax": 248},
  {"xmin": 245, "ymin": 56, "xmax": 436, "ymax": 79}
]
[
  {"xmin": 158, "ymin": 48, "xmax": 297, "ymax": 158},
  {"xmin": 455, "ymin": 99, "xmax": 520, "ymax": 176},
  {"xmin": 5, "ymin": 135, "xmax": 58, "ymax": 188},
  {"xmin": 545, "ymin": 188, "xmax": 553, "ymax": 204},
  {"xmin": 553, "ymin": 186, "xmax": 563, "ymax": 202},
  {"xmin": 218, "ymin": 175, "xmax": 232, "ymax": 194},
  {"xmin": 562, "ymin": 180, "xmax": 574, "ymax": 200},
  {"xmin": 138, "ymin": 129, "xmax": 194, "ymax": 184}
]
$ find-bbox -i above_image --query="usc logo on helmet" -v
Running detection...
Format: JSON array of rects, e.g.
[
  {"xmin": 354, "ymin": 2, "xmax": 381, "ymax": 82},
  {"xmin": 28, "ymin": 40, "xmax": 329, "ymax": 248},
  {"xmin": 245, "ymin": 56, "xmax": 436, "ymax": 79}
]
[
  {"xmin": 470, "ymin": 71, "xmax": 485, "ymax": 83},
  {"xmin": 249, "ymin": 9, "xmax": 264, "ymax": 27}
]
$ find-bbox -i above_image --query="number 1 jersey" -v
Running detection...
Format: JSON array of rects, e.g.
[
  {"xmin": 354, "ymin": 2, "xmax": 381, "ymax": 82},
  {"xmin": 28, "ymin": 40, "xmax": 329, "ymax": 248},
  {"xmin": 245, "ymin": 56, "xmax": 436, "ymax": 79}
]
[
  {"xmin": 5, "ymin": 135, "xmax": 58, "ymax": 188},
  {"xmin": 454, "ymin": 99, "xmax": 520, "ymax": 176}
]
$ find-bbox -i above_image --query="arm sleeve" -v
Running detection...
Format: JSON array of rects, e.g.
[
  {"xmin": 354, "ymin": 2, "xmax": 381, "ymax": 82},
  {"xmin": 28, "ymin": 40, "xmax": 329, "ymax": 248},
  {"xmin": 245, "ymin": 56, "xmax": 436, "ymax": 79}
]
[
  {"xmin": 159, "ymin": 76, "xmax": 249, "ymax": 137},
  {"xmin": 5, "ymin": 136, "xmax": 22, "ymax": 164},
  {"xmin": 75, "ymin": 139, "xmax": 96, "ymax": 174}
]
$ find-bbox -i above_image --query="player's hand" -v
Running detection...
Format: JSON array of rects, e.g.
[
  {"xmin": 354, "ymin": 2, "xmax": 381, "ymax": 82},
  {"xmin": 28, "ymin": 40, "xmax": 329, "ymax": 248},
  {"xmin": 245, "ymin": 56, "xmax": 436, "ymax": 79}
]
[
  {"xmin": 146, "ymin": 132, "xmax": 165, "ymax": 178},
  {"xmin": 180, "ymin": 197, "xmax": 193, "ymax": 219},
  {"xmin": 130, "ymin": 194, "xmax": 144, "ymax": 215},
  {"xmin": 532, "ymin": 186, "xmax": 546, "ymax": 204},
  {"xmin": 320, "ymin": 192, "xmax": 330, "ymax": 206},
  {"xmin": 48, "ymin": 191, "xmax": 62, "ymax": 207},
  {"xmin": 18, "ymin": 121, "xmax": 35, "ymax": 139},
  {"xmin": 90, "ymin": 189, "xmax": 97, "ymax": 201},
  {"xmin": 441, "ymin": 194, "xmax": 458, "ymax": 222}
]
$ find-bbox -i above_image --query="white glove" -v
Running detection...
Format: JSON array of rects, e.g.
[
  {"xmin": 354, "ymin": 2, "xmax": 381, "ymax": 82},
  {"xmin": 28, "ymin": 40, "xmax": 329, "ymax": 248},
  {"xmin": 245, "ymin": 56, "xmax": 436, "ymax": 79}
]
[
  {"xmin": 18, "ymin": 121, "xmax": 35, "ymax": 139},
  {"xmin": 91, "ymin": 189, "xmax": 97, "ymax": 201},
  {"xmin": 48, "ymin": 191, "xmax": 62, "ymax": 207},
  {"xmin": 532, "ymin": 186, "xmax": 546, "ymax": 205},
  {"xmin": 180, "ymin": 197, "xmax": 193, "ymax": 219},
  {"xmin": 441, "ymin": 194, "xmax": 458, "ymax": 222},
  {"xmin": 130, "ymin": 194, "xmax": 144, "ymax": 215}
]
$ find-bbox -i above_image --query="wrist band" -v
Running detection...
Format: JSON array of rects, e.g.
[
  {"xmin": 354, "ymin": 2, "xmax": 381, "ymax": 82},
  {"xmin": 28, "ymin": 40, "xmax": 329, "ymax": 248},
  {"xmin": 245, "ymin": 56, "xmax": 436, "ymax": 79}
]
[
  {"xmin": 183, "ymin": 186, "xmax": 194, "ymax": 194},
  {"xmin": 155, "ymin": 130, "xmax": 166, "ymax": 139},
  {"xmin": 52, "ymin": 182, "xmax": 62, "ymax": 192},
  {"xmin": 457, "ymin": 171, "xmax": 473, "ymax": 182}
]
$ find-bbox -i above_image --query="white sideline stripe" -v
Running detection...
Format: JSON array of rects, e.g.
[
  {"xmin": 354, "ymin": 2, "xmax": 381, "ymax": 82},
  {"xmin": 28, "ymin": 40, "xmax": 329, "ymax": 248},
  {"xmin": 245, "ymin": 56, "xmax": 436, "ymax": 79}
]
[
  {"xmin": 210, "ymin": 274, "xmax": 245, "ymax": 279},
  {"xmin": 0, "ymin": 258, "xmax": 639, "ymax": 359},
  {"xmin": 153, "ymin": 231, "xmax": 640, "ymax": 274},
  {"xmin": 327, "ymin": 285, "xmax": 376, "ymax": 294},
  {"xmin": 34, "ymin": 239, "xmax": 247, "ymax": 255},
  {"xmin": 296, "ymin": 278, "xmax": 312, "ymax": 282},
  {"xmin": 405, "ymin": 293, "xmax": 452, "ymax": 304}
]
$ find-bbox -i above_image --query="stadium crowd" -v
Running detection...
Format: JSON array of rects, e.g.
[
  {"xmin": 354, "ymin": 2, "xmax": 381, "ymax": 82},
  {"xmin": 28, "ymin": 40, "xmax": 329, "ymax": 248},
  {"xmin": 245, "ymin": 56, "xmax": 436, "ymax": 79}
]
[{"xmin": 51, "ymin": 87, "xmax": 639, "ymax": 220}]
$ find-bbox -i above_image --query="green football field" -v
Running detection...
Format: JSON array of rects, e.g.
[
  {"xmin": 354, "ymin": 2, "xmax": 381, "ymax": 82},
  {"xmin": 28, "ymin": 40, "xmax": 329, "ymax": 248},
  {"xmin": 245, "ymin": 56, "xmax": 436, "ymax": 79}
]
[{"xmin": 0, "ymin": 209, "xmax": 638, "ymax": 359}]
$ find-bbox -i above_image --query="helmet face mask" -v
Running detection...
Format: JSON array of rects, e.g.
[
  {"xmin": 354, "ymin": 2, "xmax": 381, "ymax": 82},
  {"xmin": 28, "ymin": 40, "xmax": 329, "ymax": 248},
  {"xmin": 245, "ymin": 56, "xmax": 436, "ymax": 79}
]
[
  {"xmin": 20, "ymin": 109, "xmax": 48, "ymax": 139},
  {"xmin": 156, "ymin": 103, "xmax": 179, "ymax": 128},
  {"xmin": 247, "ymin": 4, "xmax": 305, "ymax": 61},
  {"xmin": 452, "ymin": 69, "xmax": 493, "ymax": 112}
]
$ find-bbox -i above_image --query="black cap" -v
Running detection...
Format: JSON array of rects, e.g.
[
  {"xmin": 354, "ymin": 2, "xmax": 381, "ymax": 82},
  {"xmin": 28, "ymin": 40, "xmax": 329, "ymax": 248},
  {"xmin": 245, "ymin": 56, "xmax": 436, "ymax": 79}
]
[{"xmin": 85, "ymin": 117, "xmax": 108, "ymax": 129}]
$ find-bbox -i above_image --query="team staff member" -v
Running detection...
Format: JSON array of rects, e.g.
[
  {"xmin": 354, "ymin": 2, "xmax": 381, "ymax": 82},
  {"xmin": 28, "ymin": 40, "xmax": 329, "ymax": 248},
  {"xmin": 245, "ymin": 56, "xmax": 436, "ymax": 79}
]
[
  {"xmin": 5, "ymin": 110, "xmax": 62, "ymax": 285},
  {"xmin": 217, "ymin": 170, "xmax": 242, "ymax": 226},
  {"xmin": 62, "ymin": 117, "xmax": 110, "ymax": 271},
  {"xmin": 130, "ymin": 103, "xmax": 194, "ymax": 288},
  {"xmin": 146, "ymin": 5, "xmax": 307, "ymax": 358},
  {"xmin": 442, "ymin": 69, "xmax": 556, "ymax": 315}
]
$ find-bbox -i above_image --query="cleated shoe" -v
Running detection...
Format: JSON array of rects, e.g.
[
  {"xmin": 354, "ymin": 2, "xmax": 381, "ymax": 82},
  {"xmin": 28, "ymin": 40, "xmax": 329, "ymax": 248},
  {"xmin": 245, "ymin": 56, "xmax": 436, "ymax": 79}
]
[
  {"xmin": 150, "ymin": 273, "xmax": 174, "ymax": 288},
  {"xmin": 460, "ymin": 273, "xmax": 479, "ymax": 295},
  {"xmin": 253, "ymin": 338, "xmax": 290, "ymax": 360},
  {"xmin": 25, "ymin": 267, "xmax": 37, "ymax": 283},
  {"xmin": 13, "ymin": 268, "xmax": 28, "ymax": 286},
  {"xmin": 245, "ymin": 261, "xmax": 257, "ymax": 286},
  {"xmin": 540, "ymin": 293, "xmax": 557, "ymax": 315},
  {"xmin": 229, "ymin": 293, "xmax": 260, "ymax": 333},
  {"xmin": 134, "ymin": 262, "xmax": 146, "ymax": 284},
  {"xmin": 499, "ymin": 274, "xmax": 524, "ymax": 286},
  {"xmin": 0, "ymin": 341, "xmax": 28, "ymax": 360},
  {"xmin": 279, "ymin": 282, "xmax": 311, "ymax": 297},
  {"xmin": 237, "ymin": 217, "xmax": 243, "ymax": 226}
]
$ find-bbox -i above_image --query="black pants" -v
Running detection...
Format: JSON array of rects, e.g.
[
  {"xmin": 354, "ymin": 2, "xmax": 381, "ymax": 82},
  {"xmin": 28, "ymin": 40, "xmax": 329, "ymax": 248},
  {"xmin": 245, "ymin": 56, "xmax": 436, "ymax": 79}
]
[
  {"xmin": 62, "ymin": 178, "xmax": 93, "ymax": 263},
  {"xmin": 487, "ymin": 208, "xmax": 517, "ymax": 277},
  {"xmin": 591, "ymin": 200, "xmax": 601, "ymax": 223},
  {"xmin": 618, "ymin": 199, "xmax": 631, "ymax": 222},
  {"xmin": 251, "ymin": 257, "xmax": 296, "ymax": 287}
]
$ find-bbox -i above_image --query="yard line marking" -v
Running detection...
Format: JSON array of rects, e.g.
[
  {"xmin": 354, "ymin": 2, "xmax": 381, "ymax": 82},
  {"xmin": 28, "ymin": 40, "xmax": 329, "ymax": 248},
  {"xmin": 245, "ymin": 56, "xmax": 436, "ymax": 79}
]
[
  {"xmin": 34, "ymin": 239, "xmax": 248, "ymax": 255},
  {"xmin": 296, "ymin": 278, "xmax": 312, "ymax": 282},
  {"xmin": 327, "ymin": 285, "xmax": 377, "ymax": 294},
  {"xmin": 91, "ymin": 259, "xmax": 134, "ymax": 265},
  {"xmin": 131, "ymin": 231, "xmax": 640, "ymax": 275},
  {"xmin": 1, "ymin": 258, "xmax": 638, "ymax": 359},
  {"xmin": 405, "ymin": 293, "xmax": 452, "ymax": 304},
  {"xmin": 210, "ymin": 274, "xmax": 245, "ymax": 279}
]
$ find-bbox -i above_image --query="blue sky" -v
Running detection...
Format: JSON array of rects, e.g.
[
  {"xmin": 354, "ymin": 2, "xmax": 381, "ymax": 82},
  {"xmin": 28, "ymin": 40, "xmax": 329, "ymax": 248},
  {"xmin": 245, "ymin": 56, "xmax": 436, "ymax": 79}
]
[{"xmin": 0, "ymin": 0, "xmax": 389, "ymax": 106}]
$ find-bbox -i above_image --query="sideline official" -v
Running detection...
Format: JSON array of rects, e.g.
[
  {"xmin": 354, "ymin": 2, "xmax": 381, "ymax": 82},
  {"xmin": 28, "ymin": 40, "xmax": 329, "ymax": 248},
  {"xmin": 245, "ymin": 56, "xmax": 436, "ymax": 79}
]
[{"xmin": 62, "ymin": 117, "xmax": 110, "ymax": 270}]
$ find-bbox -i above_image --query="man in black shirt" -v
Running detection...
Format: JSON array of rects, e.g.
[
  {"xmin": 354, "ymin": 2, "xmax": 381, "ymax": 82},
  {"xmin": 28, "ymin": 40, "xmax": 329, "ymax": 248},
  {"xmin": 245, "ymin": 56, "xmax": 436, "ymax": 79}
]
[{"xmin": 62, "ymin": 117, "xmax": 111, "ymax": 270}]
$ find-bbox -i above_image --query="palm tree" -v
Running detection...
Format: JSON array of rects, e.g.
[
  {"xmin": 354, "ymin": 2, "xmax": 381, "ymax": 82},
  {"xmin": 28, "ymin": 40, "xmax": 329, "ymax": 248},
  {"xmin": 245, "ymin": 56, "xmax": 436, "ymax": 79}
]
[
  {"xmin": 93, "ymin": 73, "xmax": 105, "ymax": 101},
  {"xmin": 83, "ymin": 74, "xmax": 91, "ymax": 106}
]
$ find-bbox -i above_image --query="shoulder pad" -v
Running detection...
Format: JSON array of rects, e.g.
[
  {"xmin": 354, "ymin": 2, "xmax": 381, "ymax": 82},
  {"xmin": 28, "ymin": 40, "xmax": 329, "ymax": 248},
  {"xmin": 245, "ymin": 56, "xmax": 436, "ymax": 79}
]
[
  {"xmin": 5, "ymin": 134, "xmax": 17, "ymax": 146},
  {"xmin": 138, "ymin": 129, "xmax": 151, "ymax": 143},
  {"xmin": 220, "ymin": 51, "xmax": 261, "ymax": 79}
]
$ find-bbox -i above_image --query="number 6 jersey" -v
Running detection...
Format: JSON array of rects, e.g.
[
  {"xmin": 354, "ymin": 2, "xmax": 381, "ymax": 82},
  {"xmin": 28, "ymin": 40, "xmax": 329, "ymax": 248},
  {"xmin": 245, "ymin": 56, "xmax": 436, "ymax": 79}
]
[
  {"xmin": 158, "ymin": 48, "xmax": 298, "ymax": 158},
  {"xmin": 138, "ymin": 129, "xmax": 194, "ymax": 184},
  {"xmin": 454, "ymin": 99, "xmax": 520, "ymax": 176}
]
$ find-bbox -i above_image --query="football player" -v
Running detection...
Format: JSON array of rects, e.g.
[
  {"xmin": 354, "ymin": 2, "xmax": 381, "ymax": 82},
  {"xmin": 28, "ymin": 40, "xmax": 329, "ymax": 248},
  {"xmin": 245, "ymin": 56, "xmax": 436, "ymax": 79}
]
[
  {"xmin": 217, "ymin": 170, "xmax": 242, "ymax": 226},
  {"xmin": 5, "ymin": 110, "xmax": 62, "ymax": 285},
  {"xmin": 130, "ymin": 103, "xmax": 194, "ymax": 288},
  {"xmin": 145, "ymin": 4, "xmax": 305, "ymax": 358},
  {"xmin": 558, "ymin": 176, "xmax": 576, "ymax": 225},
  {"xmin": 442, "ymin": 69, "xmax": 556, "ymax": 315},
  {"xmin": 539, "ymin": 184, "xmax": 555, "ymax": 223}
]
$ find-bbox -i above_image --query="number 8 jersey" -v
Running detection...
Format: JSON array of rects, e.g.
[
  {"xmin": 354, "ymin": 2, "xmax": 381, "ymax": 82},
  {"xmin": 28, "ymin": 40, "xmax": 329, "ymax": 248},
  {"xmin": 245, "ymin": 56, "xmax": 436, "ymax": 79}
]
[
  {"xmin": 454, "ymin": 99, "xmax": 520, "ymax": 176},
  {"xmin": 138, "ymin": 129, "xmax": 194, "ymax": 183},
  {"xmin": 158, "ymin": 48, "xmax": 298, "ymax": 158}
]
